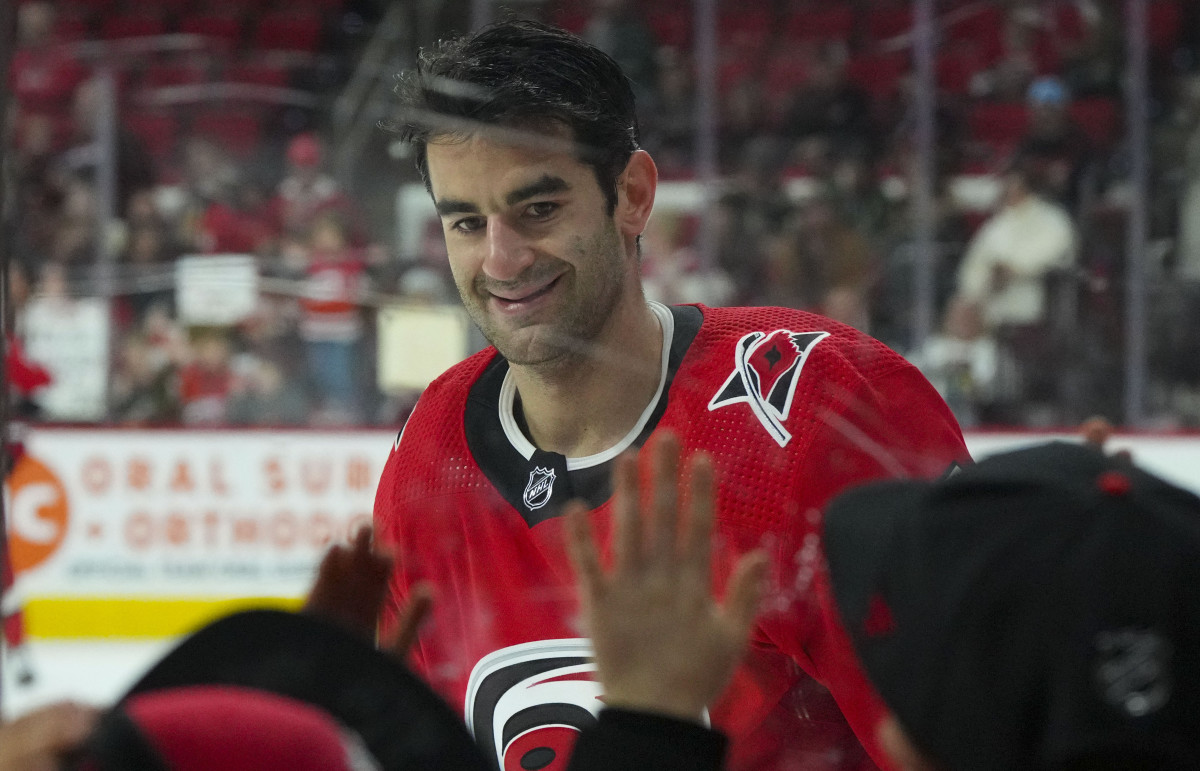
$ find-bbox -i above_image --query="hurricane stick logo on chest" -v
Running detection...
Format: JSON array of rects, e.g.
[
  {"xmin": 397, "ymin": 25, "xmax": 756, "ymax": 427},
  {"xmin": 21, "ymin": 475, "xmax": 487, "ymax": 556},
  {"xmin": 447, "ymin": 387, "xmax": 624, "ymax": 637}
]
[
  {"xmin": 523, "ymin": 467, "xmax": 557, "ymax": 510},
  {"xmin": 708, "ymin": 329, "xmax": 830, "ymax": 447}
]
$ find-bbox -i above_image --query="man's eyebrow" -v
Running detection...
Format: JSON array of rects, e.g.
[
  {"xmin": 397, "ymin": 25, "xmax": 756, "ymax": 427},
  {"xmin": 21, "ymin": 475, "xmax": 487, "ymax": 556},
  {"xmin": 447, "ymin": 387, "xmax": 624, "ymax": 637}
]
[
  {"xmin": 433, "ymin": 175, "xmax": 570, "ymax": 216},
  {"xmin": 434, "ymin": 198, "xmax": 478, "ymax": 217},
  {"xmin": 505, "ymin": 175, "xmax": 570, "ymax": 206}
]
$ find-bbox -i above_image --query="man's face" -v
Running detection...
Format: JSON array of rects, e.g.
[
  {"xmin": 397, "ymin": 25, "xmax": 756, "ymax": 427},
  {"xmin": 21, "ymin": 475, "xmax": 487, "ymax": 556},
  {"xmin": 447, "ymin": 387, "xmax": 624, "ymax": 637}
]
[{"xmin": 426, "ymin": 133, "xmax": 632, "ymax": 367}]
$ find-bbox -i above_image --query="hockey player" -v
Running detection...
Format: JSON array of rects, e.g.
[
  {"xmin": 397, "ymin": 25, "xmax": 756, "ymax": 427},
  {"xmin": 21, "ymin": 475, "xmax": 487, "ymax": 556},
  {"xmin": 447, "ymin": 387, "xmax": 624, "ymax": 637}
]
[{"xmin": 375, "ymin": 20, "xmax": 970, "ymax": 771}]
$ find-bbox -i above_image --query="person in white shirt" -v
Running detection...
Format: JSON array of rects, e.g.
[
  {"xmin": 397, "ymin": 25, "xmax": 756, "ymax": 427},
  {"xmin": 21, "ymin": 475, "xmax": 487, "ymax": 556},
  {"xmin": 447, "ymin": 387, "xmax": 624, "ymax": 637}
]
[{"xmin": 954, "ymin": 166, "xmax": 1078, "ymax": 331}]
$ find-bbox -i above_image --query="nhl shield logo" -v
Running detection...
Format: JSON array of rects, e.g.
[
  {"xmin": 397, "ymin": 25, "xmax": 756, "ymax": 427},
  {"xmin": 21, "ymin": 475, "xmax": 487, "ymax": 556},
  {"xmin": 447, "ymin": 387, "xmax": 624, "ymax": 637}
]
[
  {"xmin": 523, "ymin": 467, "xmax": 557, "ymax": 510},
  {"xmin": 708, "ymin": 329, "xmax": 830, "ymax": 447},
  {"xmin": 1094, "ymin": 628, "xmax": 1173, "ymax": 718}
]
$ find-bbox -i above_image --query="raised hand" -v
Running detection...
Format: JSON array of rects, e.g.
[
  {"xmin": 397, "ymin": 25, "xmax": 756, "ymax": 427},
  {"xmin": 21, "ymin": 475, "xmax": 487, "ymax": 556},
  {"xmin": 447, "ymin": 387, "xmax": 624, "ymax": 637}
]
[
  {"xmin": 565, "ymin": 432, "xmax": 769, "ymax": 722},
  {"xmin": 303, "ymin": 526, "xmax": 432, "ymax": 660}
]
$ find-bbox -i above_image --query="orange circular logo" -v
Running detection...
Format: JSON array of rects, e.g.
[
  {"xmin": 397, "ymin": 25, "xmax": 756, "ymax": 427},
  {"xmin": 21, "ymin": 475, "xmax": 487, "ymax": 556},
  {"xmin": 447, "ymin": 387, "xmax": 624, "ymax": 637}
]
[{"xmin": 7, "ymin": 454, "xmax": 70, "ymax": 574}]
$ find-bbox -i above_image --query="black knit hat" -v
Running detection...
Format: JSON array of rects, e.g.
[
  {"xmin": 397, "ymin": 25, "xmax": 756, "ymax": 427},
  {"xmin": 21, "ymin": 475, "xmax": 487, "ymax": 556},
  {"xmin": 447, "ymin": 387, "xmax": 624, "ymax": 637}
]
[
  {"xmin": 69, "ymin": 609, "xmax": 488, "ymax": 771},
  {"xmin": 824, "ymin": 442, "xmax": 1200, "ymax": 770}
]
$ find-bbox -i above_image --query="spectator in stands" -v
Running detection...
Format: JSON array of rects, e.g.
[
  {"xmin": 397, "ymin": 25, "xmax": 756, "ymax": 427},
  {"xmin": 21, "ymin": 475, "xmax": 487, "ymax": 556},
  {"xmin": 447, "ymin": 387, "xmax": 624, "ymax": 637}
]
[
  {"xmin": 196, "ymin": 176, "xmax": 277, "ymax": 256},
  {"xmin": 110, "ymin": 332, "xmax": 182, "ymax": 426},
  {"xmin": 824, "ymin": 441, "xmax": 1200, "ymax": 770},
  {"xmin": 974, "ymin": 2, "xmax": 1056, "ymax": 102},
  {"xmin": 9, "ymin": 1, "xmax": 87, "ymax": 121},
  {"xmin": 1059, "ymin": 1, "xmax": 1122, "ymax": 99},
  {"xmin": 640, "ymin": 212, "xmax": 733, "ymax": 306},
  {"xmin": 907, "ymin": 295, "xmax": 1017, "ymax": 428},
  {"xmin": 714, "ymin": 136, "xmax": 793, "ymax": 302},
  {"xmin": 227, "ymin": 359, "xmax": 309, "ymax": 427},
  {"xmin": 953, "ymin": 163, "xmax": 1077, "ymax": 333},
  {"xmin": 781, "ymin": 43, "xmax": 876, "ymax": 165},
  {"xmin": 299, "ymin": 212, "xmax": 368, "ymax": 424},
  {"xmin": 172, "ymin": 135, "xmax": 238, "ymax": 252},
  {"xmin": 717, "ymin": 78, "xmax": 771, "ymax": 171},
  {"xmin": 269, "ymin": 132, "xmax": 369, "ymax": 247},
  {"xmin": 583, "ymin": 0, "xmax": 658, "ymax": 109},
  {"xmin": 762, "ymin": 195, "xmax": 877, "ymax": 329},
  {"xmin": 59, "ymin": 75, "xmax": 158, "ymax": 220},
  {"xmin": 46, "ymin": 177, "xmax": 97, "ymax": 270},
  {"xmin": 640, "ymin": 46, "xmax": 695, "ymax": 177},
  {"xmin": 177, "ymin": 329, "xmax": 235, "ymax": 426},
  {"xmin": 823, "ymin": 150, "xmax": 896, "ymax": 252},
  {"xmin": 118, "ymin": 223, "xmax": 179, "ymax": 326},
  {"xmin": 1016, "ymin": 76, "xmax": 1094, "ymax": 212},
  {"xmin": 952, "ymin": 163, "xmax": 1077, "ymax": 423}
]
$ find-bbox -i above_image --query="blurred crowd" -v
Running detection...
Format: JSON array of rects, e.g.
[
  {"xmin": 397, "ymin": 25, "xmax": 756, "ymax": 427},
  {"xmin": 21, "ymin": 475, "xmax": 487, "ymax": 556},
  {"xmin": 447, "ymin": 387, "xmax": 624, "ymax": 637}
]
[
  {"xmin": 604, "ymin": 0, "xmax": 1200, "ymax": 428},
  {"xmin": 6, "ymin": 0, "xmax": 1200, "ymax": 429},
  {"xmin": 6, "ymin": 0, "xmax": 444, "ymax": 428}
]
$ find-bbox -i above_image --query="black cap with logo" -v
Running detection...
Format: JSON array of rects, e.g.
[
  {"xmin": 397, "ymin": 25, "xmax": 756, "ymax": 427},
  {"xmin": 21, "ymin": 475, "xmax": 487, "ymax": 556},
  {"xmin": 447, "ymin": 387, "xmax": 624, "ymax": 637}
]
[{"xmin": 824, "ymin": 441, "xmax": 1200, "ymax": 770}]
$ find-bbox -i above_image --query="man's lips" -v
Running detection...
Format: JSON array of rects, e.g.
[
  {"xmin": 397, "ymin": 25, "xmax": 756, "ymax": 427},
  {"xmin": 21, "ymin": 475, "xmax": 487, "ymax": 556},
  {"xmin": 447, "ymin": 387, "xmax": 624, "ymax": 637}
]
[{"xmin": 488, "ymin": 274, "xmax": 562, "ymax": 305}]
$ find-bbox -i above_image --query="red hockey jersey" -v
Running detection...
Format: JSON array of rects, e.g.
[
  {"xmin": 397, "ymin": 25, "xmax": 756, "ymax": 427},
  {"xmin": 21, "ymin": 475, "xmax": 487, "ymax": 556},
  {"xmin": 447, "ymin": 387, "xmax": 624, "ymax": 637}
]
[{"xmin": 375, "ymin": 304, "xmax": 969, "ymax": 771}]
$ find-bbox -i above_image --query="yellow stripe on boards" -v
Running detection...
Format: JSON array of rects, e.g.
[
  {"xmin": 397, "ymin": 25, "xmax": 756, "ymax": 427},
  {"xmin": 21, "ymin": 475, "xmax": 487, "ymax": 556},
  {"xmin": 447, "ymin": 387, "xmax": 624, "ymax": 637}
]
[{"xmin": 23, "ymin": 597, "xmax": 305, "ymax": 639}]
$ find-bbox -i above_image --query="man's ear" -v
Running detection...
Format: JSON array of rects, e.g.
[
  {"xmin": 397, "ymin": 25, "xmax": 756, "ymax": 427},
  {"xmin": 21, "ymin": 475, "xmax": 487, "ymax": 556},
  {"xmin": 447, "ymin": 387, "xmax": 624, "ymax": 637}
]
[{"xmin": 615, "ymin": 150, "xmax": 657, "ymax": 242}]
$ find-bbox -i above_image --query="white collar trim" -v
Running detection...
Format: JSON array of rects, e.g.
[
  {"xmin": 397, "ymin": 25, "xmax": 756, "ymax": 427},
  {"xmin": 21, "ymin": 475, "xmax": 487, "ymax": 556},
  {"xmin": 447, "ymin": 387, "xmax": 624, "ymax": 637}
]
[{"xmin": 498, "ymin": 301, "xmax": 674, "ymax": 470}]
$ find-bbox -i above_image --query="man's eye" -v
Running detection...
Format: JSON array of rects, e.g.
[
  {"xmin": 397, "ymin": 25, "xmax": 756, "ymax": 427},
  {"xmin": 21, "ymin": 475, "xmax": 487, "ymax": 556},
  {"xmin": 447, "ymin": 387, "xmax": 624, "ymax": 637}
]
[
  {"xmin": 526, "ymin": 202, "xmax": 558, "ymax": 219},
  {"xmin": 451, "ymin": 216, "xmax": 484, "ymax": 233}
]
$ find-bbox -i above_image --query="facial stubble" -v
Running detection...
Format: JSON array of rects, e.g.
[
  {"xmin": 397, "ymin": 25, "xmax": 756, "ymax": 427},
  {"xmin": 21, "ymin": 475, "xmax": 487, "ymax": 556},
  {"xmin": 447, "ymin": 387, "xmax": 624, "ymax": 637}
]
[{"xmin": 458, "ymin": 219, "xmax": 629, "ymax": 369}]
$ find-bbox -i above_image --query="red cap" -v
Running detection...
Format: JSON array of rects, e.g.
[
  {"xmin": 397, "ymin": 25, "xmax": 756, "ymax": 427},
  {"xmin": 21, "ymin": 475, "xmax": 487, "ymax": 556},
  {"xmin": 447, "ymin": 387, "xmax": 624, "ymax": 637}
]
[
  {"xmin": 125, "ymin": 686, "xmax": 360, "ymax": 771},
  {"xmin": 287, "ymin": 133, "xmax": 322, "ymax": 167}
]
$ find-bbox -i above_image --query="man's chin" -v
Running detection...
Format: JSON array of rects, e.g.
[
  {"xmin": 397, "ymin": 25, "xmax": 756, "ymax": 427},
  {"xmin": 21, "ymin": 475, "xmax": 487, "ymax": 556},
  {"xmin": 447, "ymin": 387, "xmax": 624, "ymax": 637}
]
[{"xmin": 488, "ymin": 327, "xmax": 577, "ymax": 368}]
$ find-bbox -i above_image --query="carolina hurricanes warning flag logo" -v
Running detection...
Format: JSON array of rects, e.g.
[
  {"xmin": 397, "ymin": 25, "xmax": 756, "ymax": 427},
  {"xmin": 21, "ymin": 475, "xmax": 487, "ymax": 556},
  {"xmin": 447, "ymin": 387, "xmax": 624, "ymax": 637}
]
[{"xmin": 707, "ymin": 329, "xmax": 830, "ymax": 448}]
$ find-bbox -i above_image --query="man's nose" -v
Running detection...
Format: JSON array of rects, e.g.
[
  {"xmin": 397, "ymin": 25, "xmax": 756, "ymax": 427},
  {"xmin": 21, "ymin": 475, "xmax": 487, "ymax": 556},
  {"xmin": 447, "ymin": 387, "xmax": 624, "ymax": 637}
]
[{"xmin": 483, "ymin": 217, "xmax": 535, "ymax": 281}]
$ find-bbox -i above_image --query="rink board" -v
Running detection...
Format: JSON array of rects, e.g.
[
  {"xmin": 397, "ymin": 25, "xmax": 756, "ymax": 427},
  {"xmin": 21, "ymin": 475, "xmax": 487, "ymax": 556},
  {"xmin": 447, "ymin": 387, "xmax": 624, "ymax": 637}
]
[{"xmin": 6, "ymin": 428, "xmax": 1199, "ymax": 639}]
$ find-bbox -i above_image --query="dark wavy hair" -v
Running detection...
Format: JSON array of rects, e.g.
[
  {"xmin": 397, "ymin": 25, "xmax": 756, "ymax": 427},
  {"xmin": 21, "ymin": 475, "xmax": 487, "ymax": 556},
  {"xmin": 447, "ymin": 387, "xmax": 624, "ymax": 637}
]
[{"xmin": 390, "ymin": 19, "xmax": 640, "ymax": 214}]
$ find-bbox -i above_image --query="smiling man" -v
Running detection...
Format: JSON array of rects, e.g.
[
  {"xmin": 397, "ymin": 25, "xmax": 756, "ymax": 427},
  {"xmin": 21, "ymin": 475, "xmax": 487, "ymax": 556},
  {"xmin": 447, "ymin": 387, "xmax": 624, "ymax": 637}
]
[{"xmin": 375, "ymin": 19, "xmax": 970, "ymax": 771}]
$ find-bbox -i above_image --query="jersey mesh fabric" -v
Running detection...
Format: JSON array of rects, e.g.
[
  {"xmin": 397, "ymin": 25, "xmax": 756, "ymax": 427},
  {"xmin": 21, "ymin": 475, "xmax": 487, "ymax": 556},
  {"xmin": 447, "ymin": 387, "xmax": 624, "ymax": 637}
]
[{"xmin": 375, "ymin": 305, "xmax": 969, "ymax": 771}]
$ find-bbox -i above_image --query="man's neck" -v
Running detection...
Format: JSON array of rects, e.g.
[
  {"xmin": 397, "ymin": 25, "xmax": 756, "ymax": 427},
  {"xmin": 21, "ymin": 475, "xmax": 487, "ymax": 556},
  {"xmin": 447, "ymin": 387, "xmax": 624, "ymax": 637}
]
[{"xmin": 509, "ymin": 300, "xmax": 664, "ymax": 458}]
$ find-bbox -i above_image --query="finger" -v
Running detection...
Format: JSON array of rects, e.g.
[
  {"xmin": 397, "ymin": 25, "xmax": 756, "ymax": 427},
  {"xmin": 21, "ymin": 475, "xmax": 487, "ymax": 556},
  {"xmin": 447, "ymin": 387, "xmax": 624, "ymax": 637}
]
[
  {"xmin": 564, "ymin": 500, "xmax": 605, "ymax": 591},
  {"xmin": 1080, "ymin": 416, "xmax": 1113, "ymax": 450},
  {"xmin": 683, "ymin": 451, "xmax": 716, "ymax": 580},
  {"xmin": 649, "ymin": 432, "xmax": 681, "ymax": 561},
  {"xmin": 351, "ymin": 524, "xmax": 374, "ymax": 555},
  {"xmin": 382, "ymin": 582, "xmax": 434, "ymax": 661},
  {"xmin": 611, "ymin": 451, "xmax": 642, "ymax": 573},
  {"xmin": 302, "ymin": 542, "xmax": 348, "ymax": 613},
  {"xmin": 722, "ymin": 550, "xmax": 770, "ymax": 642}
]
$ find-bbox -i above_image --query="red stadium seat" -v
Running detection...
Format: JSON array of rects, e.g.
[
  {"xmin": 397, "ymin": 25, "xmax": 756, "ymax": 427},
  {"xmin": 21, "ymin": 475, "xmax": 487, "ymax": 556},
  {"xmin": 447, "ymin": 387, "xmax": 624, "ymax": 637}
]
[
  {"xmin": 845, "ymin": 52, "xmax": 909, "ymax": 100},
  {"xmin": 179, "ymin": 15, "xmax": 243, "ymax": 46},
  {"xmin": 719, "ymin": 56, "xmax": 759, "ymax": 95},
  {"xmin": 1052, "ymin": 3, "xmax": 1087, "ymax": 44},
  {"xmin": 764, "ymin": 47, "xmax": 809, "ymax": 99},
  {"xmin": 969, "ymin": 101, "xmax": 1030, "ymax": 150},
  {"xmin": 782, "ymin": 4, "xmax": 854, "ymax": 42},
  {"xmin": 646, "ymin": 9, "xmax": 692, "ymax": 50},
  {"xmin": 100, "ymin": 14, "xmax": 165, "ymax": 40},
  {"xmin": 142, "ymin": 62, "xmax": 207, "ymax": 90},
  {"xmin": 945, "ymin": 5, "xmax": 1003, "ymax": 46},
  {"xmin": 225, "ymin": 62, "xmax": 289, "ymax": 88},
  {"xmin": 255, "ymin": 12, "xmax": 323, "ymax": 53},
  {"xmin": 1069, "ymin": 98, "xmax": 1120, "ymax": 149},
  {"xmin": 865, "ymin": 5, "xmax": 912, "ymax": 41},
  {"xmin": 549, "ymin": 7, "xmax": 588, "ymax": 35},
  {"xmin": 717, "ymin": 7, "xmax": 771, "ymax": 49},
  {"xmin": 59, "ymin": 0, "xmax": 118, "ymax": 15},
  {"xmin": 1147, "ymin": 0, "xmax": 1182, "ymax": 54},
  {"xmin": 125, "ymin": 111, "xmax": 179, "ymax": 163},
  {"xmin": 192, "ymin": 111, "xmax": 263, "ymax": 159},
  {"xmin": 936, "ymin": 44, "xmax": 982, "ymax": 95},
  {"xmin": 53, "ymin": 14, "xmax": 90, "ymax": 42}
]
